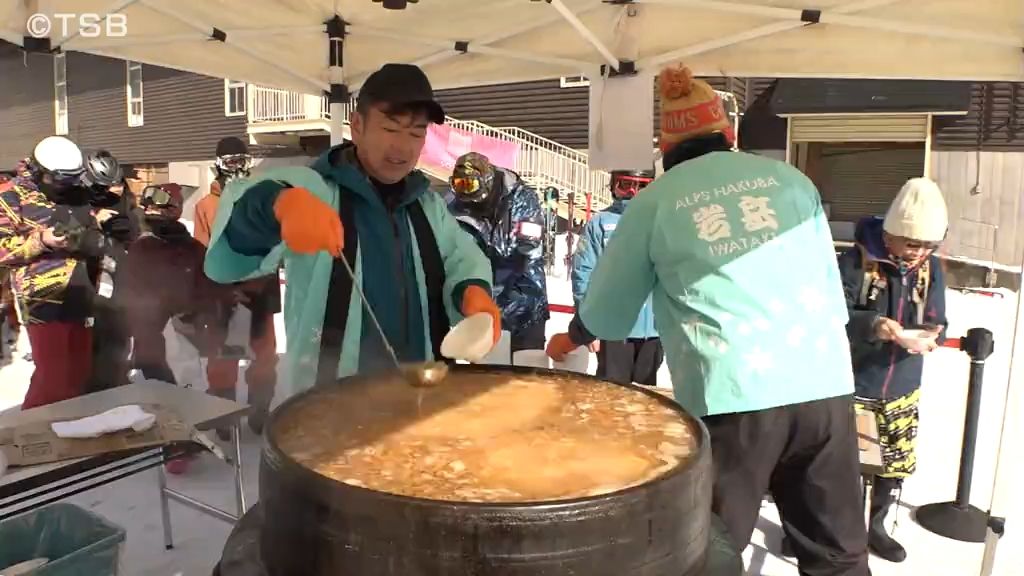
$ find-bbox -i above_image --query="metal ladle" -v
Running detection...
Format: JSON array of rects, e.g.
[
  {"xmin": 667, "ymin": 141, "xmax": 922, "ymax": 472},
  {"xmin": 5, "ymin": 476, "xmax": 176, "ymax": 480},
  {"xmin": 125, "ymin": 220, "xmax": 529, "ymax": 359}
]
[{"xmin": 336, "ymin": 254, "xmax": 449, "ymax": 388}]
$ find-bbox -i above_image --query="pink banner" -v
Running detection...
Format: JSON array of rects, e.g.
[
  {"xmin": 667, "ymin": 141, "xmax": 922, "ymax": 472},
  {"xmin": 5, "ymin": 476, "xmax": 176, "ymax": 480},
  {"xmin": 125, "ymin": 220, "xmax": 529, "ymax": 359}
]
[{"xmin": 420, "ymin": 123, "xmax": 520, "ymax": 173}]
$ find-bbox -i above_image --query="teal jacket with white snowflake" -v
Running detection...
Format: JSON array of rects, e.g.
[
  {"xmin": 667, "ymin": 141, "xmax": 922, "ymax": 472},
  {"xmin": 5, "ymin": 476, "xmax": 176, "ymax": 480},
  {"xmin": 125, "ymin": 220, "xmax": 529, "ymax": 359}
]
[{"xmin": 576, "ymin": 151, "xmax": 855, "ymax": 417}]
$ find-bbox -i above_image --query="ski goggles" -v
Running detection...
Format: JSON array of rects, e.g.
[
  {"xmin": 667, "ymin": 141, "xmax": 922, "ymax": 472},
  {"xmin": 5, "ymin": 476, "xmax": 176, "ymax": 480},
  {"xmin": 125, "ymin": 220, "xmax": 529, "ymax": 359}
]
[
  {"xmin": 218, "ymin": 154, "xmax": 251, "ymax": 173},
  {"xmin": 45, "ymin": 168, "xmax": 85, "ymax": 189},
  {"xmin": 450, "ymin": 176, "xmax": 482, "ymax": 196},
  {"xmin": 141, "ymin": 185, "xmax": 178, "ymax": 208},
  {"xmin": 612, "ymin": 175, "xmax": 653, "ymax": 197}
]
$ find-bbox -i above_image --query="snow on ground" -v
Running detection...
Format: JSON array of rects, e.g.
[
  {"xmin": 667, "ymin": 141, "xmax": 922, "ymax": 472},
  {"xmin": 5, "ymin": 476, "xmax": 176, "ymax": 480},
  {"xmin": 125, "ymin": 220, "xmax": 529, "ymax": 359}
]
[{"xmin": 1, "ymin": 237, "xmax": 1022, "ymax": 575}]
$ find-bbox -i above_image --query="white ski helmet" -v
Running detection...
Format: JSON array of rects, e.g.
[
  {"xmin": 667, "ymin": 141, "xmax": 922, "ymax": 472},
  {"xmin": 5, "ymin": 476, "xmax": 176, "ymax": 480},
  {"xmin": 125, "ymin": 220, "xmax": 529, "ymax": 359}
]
[{"xmin": 32, "ymin": 136, "xmax": 84, "ymax": 181}]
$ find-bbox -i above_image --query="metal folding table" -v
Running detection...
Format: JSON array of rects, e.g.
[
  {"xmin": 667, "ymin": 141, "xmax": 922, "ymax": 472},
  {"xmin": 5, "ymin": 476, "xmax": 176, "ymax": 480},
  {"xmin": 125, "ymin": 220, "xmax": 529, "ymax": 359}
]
[{"xmin": 0, "ymin": 381, "xmax": 250, "ymax": 549}]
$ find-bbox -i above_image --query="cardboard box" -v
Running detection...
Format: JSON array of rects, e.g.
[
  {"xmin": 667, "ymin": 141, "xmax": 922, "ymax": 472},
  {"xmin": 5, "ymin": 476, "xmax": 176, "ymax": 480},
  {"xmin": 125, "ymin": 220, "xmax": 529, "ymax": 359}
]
[
  {"xmin": 0, "ymin": 404, "xmax": 191, "ymax": 467},
  {"xmin": 855, "ymin": 408, "xmax": 883, "ymax": 468}
]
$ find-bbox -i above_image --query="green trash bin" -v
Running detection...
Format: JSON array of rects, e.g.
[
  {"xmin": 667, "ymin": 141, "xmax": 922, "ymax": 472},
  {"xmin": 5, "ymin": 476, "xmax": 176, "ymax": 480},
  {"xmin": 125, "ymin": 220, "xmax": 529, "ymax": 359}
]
[{"xmin": 0, "ymin": 503, "xmax": 126, "ymax": 576}]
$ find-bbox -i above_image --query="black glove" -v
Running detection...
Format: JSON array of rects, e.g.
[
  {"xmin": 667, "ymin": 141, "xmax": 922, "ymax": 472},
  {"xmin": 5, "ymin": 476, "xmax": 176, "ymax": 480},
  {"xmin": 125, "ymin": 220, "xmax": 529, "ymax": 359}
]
[
  {"xmin": 102, "ymin": 214, "xmax": 133, "ymax": 243},
  {"xmin": 54, "ymin": 221, "xmax": 107, "ymax": 258}
]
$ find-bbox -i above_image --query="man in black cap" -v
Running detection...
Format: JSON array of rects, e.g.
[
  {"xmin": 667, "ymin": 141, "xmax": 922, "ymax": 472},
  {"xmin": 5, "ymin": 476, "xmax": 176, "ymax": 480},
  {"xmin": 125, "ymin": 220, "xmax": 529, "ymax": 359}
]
[{"xmin": 202, "ymin": 64, "xmax": 498, "ymax": 403}]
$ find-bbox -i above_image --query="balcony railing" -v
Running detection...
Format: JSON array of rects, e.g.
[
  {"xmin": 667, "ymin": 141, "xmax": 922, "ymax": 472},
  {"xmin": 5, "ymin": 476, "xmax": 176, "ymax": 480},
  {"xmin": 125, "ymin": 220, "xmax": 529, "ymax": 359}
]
[{"xmin": 248, "ymin": 85, "xmax": 333, "ymax": 124}]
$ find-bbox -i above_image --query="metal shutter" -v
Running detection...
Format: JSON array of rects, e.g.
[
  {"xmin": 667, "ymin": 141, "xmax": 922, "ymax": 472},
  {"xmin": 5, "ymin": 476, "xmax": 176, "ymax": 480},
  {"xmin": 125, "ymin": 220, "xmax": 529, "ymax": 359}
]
[
  {"xmin": 791, "ymin": 114, "xmax": 929, "ymax": 142},
  {"xmin": 932, "ymin": 82, "xmax": 1024, "ymax": 152},
  {"xmin": 816, "ymin": 146, "xmax": 925, "ymax": 222}
]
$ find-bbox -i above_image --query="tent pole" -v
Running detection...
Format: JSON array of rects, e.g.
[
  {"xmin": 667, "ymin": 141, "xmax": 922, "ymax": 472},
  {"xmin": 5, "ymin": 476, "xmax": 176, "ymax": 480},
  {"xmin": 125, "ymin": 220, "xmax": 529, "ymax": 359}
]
[
  {"xmin": 82, "ymin": 47, "xmax": 298, "ymax": 93},
  {"xmin": 641, "ymin": 20, "xmax": 802, "ymax": 69},
  {"xmin": 67, "ymin": 33, "xmax": 205, "ymax": 51},
  {"xmin": 68, "ymin": 25, "xmax": 324, "ymax": 50},
  {"xmin": 640, "ymin": 0, "xmax": 902, "ymax": 69},
  {"xmin": 409, "ymin": 3, "xmax": 602, "ymax": 71},
  {"xmin": 548, "ymin": 0, "xmax": 619, "ymax": 70},
  {"xmin": 637, "ymin": 0, "xmax": 1020, "ymax": 48},
  {"xmin": 923, "ymin": 114, "xmax": 933, "ymax": 178},
  {"xmin": 784, "ymin": 118, "xmax": 793, "ymax": 165},
  {"xmin": 327, "ymin": 15, "xmax": 348, "ymax": 147}
]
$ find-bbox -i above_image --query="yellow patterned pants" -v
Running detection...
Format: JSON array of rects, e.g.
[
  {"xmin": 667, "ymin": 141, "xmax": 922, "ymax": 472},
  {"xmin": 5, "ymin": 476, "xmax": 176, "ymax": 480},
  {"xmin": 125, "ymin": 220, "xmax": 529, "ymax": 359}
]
[{"xmin": 855, "ymin": 389, "xmax": 921, "ymax": 479}]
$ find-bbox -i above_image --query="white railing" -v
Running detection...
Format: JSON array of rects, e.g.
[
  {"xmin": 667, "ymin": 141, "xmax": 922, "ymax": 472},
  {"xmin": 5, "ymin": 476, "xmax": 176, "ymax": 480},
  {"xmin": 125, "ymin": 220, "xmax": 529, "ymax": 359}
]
[
  {"xmin": 445, "ymin": 118, "xmax": 612, "ymax": 211},
  {"xmin": 248, "ymin": 85, "xmax": 332, "ymax": 124}
]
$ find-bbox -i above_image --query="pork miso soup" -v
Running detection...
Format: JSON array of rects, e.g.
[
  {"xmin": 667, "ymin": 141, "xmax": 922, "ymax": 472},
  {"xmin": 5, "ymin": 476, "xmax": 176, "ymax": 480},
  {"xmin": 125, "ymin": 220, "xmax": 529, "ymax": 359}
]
[{"xmin": 274, "ymin": 372, "xmax": 698, "ymax": 503}]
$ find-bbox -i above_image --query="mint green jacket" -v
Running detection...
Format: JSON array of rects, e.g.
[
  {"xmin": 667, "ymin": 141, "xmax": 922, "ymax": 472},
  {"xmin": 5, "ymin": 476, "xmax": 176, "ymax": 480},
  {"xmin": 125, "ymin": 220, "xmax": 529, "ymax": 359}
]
[
  {"xmin": 578, "ymin": 152, "xmax": 855, "ymax": 417},
  {"xmin": 204, "ymin": 159, "xmax": 491, "ymax": 401}
]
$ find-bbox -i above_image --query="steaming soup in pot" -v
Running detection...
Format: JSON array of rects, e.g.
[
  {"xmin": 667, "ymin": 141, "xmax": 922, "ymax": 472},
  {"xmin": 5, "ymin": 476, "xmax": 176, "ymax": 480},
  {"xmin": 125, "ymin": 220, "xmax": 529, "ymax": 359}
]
[{"xmin": 274, "ymin": 372, "xmax": 697, "ymax": 503}]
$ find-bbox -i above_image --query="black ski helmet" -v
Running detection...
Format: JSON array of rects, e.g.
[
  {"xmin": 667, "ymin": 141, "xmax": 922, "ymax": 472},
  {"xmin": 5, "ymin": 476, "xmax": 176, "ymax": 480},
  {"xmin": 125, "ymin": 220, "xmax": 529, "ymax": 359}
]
[
  {"xmin": 214, "ymin": 136, "xmax": 252, "ymax": 180},
  {"xmin": 82, "ymin": 150, "xmax": 123, "ymax": 189},
  {"xmin": 610, "ymin": 169, "xmax": 655, "ymax": 199}
]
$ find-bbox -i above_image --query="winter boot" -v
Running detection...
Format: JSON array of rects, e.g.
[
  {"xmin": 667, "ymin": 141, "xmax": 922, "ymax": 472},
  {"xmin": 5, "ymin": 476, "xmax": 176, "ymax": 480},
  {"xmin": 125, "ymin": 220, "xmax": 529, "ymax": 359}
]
[
  {"xmin": 868, "ymin": 476, "xmax": 907, "ymax": 562},
  {"xmin": 246, "ymin": 386, "xmax": 274, "ymax": 436},
  {"xmin": 208, "ymin": 387, "xmax": 237, "ymax": 441}
]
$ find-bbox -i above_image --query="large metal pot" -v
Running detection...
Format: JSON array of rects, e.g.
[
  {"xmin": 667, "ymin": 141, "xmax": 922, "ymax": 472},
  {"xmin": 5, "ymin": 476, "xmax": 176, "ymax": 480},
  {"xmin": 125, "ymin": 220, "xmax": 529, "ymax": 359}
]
[{"xmin": 259, "ymin": 365, "xmax": 713, "ymax": 576}]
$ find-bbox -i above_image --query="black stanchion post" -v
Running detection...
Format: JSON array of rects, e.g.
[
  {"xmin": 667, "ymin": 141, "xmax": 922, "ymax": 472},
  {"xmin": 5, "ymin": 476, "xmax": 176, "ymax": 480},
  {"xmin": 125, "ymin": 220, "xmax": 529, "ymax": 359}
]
[{"xmin": 917, "ymin": 327, "xmax": 995, "ymax": 543}]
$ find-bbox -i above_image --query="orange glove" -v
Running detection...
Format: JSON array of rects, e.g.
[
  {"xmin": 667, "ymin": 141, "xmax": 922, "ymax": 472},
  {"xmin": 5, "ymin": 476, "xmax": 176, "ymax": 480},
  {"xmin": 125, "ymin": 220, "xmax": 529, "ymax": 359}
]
[
  {"xmin": 273, "ymin": 187, "xmax": 343, "ymax": 257},
  {"xmin": 546, "ymin": 333, "xmax": 579, "ymax": 362},
  {"xmin": 460, "ymin": 285, "xmax": 501, "ymax": 344}
]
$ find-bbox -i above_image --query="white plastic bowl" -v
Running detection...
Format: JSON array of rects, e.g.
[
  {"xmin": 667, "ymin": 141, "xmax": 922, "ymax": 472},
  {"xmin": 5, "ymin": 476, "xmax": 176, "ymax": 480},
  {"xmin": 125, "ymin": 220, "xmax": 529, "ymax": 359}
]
[
  {"xmin": 477, "ymin": 330, "xmax": 512, "ymax": 365},
  {"xmin": 553, "ymin": 346, "xmax": 590, "ymax": 374},
  {"xmin": 896, "ymin": 328, "xmax": 940, "ymax": 354},
  {"xmin": 440, "ymin": 313, "xmax": 495, "ymax": 362},
  {"xmin": 512, "ymin": 349, "xmax": 552, "ymax": 369}
]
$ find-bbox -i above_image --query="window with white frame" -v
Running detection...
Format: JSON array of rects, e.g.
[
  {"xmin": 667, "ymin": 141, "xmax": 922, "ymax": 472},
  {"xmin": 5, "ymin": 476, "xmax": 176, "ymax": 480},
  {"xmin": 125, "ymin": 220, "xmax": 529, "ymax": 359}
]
[
  {"xmin": 126, "ymin": 61, "xmax": 143, "ymax": 127},
  {"xmin": 224, "ymin": 79, "xmax": 246, "ymax": 116},
  {"xmin": 53, "ymin": 53, "xmax": 68, "ymax": 135},
  {"xmin": 560, "ymin": 75, "xmax": 590, "ymax": 88}
]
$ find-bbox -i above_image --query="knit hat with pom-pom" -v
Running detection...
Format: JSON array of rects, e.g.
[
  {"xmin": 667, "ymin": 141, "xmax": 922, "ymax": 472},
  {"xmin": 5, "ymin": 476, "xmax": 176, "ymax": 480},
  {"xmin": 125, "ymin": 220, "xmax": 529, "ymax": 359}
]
[{"xmin": 658, "ymin": 64, "xmax": 733, "ymax": 153}]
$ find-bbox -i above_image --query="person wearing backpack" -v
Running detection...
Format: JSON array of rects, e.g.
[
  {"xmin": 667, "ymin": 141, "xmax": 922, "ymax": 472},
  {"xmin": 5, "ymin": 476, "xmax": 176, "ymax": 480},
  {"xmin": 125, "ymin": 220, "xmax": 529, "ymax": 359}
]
[{"xmin": 837, "ymin": 177, "xmax": 948, "ymax": 563}]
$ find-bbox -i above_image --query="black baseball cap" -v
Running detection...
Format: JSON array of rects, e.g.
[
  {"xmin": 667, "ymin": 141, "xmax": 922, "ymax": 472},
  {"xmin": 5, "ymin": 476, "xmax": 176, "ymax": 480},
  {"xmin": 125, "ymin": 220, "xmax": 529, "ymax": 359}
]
[{"xmin": 358, "ymin": 63, "xmax": 445, "ymax": 125}]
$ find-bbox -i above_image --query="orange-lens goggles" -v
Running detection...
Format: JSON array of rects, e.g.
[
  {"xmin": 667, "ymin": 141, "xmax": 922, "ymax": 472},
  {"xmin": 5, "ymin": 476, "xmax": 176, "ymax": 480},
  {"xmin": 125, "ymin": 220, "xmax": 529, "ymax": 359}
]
[
  {"xmin": 450, "ymin": 176, "xmax": 481, "ymax": 195},
  {"xmin": 613, "ymin": 175, "xmax": 653, "ymax": 196}
]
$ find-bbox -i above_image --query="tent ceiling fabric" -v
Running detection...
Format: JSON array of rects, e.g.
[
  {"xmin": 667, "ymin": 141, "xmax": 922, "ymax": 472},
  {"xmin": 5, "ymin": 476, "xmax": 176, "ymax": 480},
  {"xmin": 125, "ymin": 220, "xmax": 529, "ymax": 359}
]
[{"xmin": 1, "ymin": 0, "xmax": 1021, "ymax": 94}]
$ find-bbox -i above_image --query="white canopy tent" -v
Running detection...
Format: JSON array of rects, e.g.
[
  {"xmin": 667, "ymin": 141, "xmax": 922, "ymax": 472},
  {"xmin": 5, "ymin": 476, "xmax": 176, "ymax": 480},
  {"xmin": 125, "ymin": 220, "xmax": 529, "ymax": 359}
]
[
  {"xmin": 1, "ymin": 0, "xmax": 1021, "ymax": 93},
  {"xmin": 2, "ymin": 1, "xmax": 1024, "ymax": 574}
]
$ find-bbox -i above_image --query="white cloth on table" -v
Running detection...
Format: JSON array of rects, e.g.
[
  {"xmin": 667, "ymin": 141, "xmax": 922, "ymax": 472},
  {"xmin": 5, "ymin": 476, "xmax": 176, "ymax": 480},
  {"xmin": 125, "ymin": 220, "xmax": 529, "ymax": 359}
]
[{"xmin": 50, "ymin": 405, "xmax": 156, "ymax": 439}]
